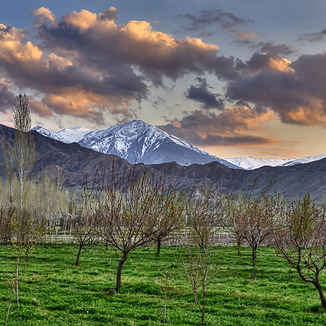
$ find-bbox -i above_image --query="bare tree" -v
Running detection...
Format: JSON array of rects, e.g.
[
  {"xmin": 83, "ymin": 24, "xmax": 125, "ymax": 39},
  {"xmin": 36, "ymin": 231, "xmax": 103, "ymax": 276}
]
[
  {"xmin": 273, "ymin": 194, "xmax": 326, "ymax": 309},
  {"xmin": 221, "ymin": 194, "xmax": 243, "ymax": 255},
  {"xmin": 152, "ymin": 186, "xmax": 185, "ymax": 256},
  {"xmin": 228, "ymin": 192, "xmax": 276, "ymax": 280},
  {"xmin": 184, "ymin": 244, "xmax": 210, "ymax": 326},
  {"xmin": 72, "ymin": 185, "xmax": 97, "ymax": 266},
  {"xmin": 183, "ymin": 189, "xmax": 221, "ymax": 326},
  {"xmin": 96, "ymin": 170, "xmax": 163, "ymax": 292}
]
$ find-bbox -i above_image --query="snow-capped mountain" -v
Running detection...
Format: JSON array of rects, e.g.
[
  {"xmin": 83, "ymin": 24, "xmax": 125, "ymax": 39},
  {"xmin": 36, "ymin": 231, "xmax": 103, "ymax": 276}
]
[
  {"xmin": 32, "ymin": 126, "xmax": 91, "ymax": 144},
  {"xmin": 225, "ymin": 154, "xmax": 326, "ymax": 170},
  {"xmin": 55, "ymin": 126, "xmax": 91, "ymax": 143},
  {"xmin": 281, "ymin": 154, "xmax": 326, "ymax": 167},
  {"xmin": 32, "ymin": 125, "xmax": 60, "ymax": 141},
  {"xmin": 33, "ymin": 120, "xmax": 238, "ymax": 168},
  {"xmin": 225, "ymin": 156, "xmax": 293, "ymax": 170},
  {"xmin": 78, "ymin": 120, "xmax": 238, "ymax": 167}
]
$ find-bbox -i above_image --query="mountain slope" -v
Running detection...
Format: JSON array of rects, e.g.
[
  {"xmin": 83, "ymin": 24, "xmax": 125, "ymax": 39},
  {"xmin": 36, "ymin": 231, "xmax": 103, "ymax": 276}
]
[
  {"xmin": 34, "ymin": 120, "xmax": 238, "ymax": 168},
  {"xmin": 2, "ymin": 123, "xmax": 326, "ymax": 199}
]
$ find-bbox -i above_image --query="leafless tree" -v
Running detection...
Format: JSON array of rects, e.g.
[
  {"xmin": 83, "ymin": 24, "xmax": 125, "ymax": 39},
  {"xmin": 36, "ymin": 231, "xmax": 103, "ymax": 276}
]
[
  {"xmin": 228, "ymin": 192, "xmax": 276, "ymax": 280},
  {"xmin": 71, "ymin": 183, "xmax": 97, "ymax": 266},
  {"xmin": 183, "ymin": 188, "xmax": 221, "ymax": 326},
  {"xmin": 221, "ymin": 194, "xmax": 243, "ymax": 255},
  {"xmin": 273, "ymin": 194, "xmax": 326, "ymax": 309},
  {"xmin": 96, "ymin": 170, "xmax": 164, "ymax": 292},
  {"xmin": 152, "ymin": 186, "xmax": 185, "ymax": 256}
]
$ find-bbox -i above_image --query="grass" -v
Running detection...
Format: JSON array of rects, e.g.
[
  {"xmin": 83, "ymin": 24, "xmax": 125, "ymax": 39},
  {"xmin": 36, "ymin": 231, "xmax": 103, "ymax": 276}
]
[{"xmin": 0, "ymin": 244, "xmax": 326, "ymax": 325}]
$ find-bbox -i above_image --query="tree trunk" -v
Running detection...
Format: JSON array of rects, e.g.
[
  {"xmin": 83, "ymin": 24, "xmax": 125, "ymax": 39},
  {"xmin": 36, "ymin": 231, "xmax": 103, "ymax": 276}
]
[
  {"xmin": 201, "ymin": 309, "xmax": 205, "ymax": 326},
  {"xmin": 116, "ymin": 253, "xmax": 128, "ymax": 292},
  {"xmin": 75, "ymin": 243, "xmax": 83, "ymax": 266},
  {"xmin": 314, "ymin": 277, "xmax": 326, "ymax": 309},
  {"xmin": 237, "ymin": 236, "xmax": 241, "ymax": 256},
  {"xmin": 156, "ymin": 238, "xmax": 162, "ymax": 256},
  {"xmin": 251, "ymin": 243, "xmax": 257, "ymax": 280},
  {"xmin": 19, "ymin": 147, "xmax": 24, "ymax": 215},
  {"xmin": 15, "ymin": 256, "xmax": 20, "ymax": 309}
]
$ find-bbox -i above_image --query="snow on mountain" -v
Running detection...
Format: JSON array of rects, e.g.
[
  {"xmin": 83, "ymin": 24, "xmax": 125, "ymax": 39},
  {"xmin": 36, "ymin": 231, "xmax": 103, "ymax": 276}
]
[
  {"xmin": 54, "ymin": 127, "xmax": 91, "ymax": 143},
  {"xmin": 32, "ymin": 121, "xmax": 238, "ymax": 167},
  {"xmin": 33, "ymin": 126, "xmax": 91, "ymax": 144},
  {"xmin": 32, "ymin": 122, "xmax": 326, "ymax": 169},
  {"xmin": 225, "ymin": 156, "xmax": 293, "ymax": 170},
  {"xmin": 226, "ymin": 154, "xmax": 326, "ymax": 170},
  {"xmin": 32, "ymin": 125, "xmax": 61, "ymax": 141},
  {"xmin": 78, "ymin": 120, "xmax": 239, "ymax": 168},
  {"xmin": 281, "ymin": 154, "xmax": 326, "ymax": 167}
]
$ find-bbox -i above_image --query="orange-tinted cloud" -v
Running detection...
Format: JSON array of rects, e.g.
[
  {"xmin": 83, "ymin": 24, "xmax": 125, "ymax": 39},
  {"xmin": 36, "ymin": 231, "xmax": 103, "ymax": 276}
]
[
  {"xmin": 161, "ymin": 108, "xmax": 278, "ymax": 147},
  {"xmin": 29, "ymin": 99, "xmax": 53, "ymax": 117},
  {"xmin": 38, "ymin": 7, "xmax": 230, "ymax": 85},
  {"xmin": 231, "ymin": 29, "xmax": 258, "ymax": 41},
  {"xmin": 268, "ymin": 57, "xmax": 294, "ymax": 74},
  {"xmin": 0, "ymin": 7, "xmax": 235, "ymax": 123},
  {"xmin": 0, "ymin": 20, "xmax": 146, "ymax": 121},
  {"xmin": 32, "ymin": 7, "xmax": 56, "ymax": 27},
  {"xmin": 227, "ymin": 52, "xmax": 326, "ymax": 126}
]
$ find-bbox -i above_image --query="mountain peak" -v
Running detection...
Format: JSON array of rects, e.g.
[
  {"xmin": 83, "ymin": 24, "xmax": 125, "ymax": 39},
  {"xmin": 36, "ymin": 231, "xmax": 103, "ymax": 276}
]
[{"xmin": 33, "ymin": 121, "xmax": 238, "ymax": 168}]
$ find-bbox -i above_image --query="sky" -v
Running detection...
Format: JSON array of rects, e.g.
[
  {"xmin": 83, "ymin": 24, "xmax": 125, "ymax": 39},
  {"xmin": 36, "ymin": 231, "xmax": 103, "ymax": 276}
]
[{"xmin": 1, "ymin": 1, "xmax": 326, "ymax": 159}]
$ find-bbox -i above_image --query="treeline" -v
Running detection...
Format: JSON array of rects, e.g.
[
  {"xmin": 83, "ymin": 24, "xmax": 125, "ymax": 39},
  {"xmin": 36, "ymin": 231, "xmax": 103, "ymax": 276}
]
[{"xmin": 2, "ymin": 95, "xmax": 326, "ymax": 325}]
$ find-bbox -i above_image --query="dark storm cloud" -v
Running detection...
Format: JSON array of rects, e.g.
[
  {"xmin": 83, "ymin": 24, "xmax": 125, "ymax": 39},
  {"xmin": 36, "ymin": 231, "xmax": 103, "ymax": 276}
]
[{"xmin": 185, "ymin": 78, "xmax": 224, "ymax": 110}]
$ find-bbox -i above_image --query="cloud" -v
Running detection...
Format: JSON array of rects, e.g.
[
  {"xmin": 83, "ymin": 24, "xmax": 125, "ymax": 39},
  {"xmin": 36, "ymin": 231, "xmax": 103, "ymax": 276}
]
[
  {"xmin": 179, "ymin": 9, "xmax": 250, "ymax": 32},
  {"xmin": 0, "ymin": 7, "xmax": 244, "ymax": 124},
  {"xmin": 32, "ymin": 7, "xmax": 56, "ymax": 27},
  {"xmin": 99, "ymin": 7, "xmax": 118, "ymax": 22},
  {"xmin": 29, "ymin": 98, "xmax": 53, "ymax": 117},
  {"xmin": 160, "ymin": 108, "xmax": 277, "ymax": 147},
  {"xmin": 185, "ymin": 77, "xmax": 224, "ymax": 110},
  {"xmin": 38, "ymin": 11, "xmax": 223, "ymax": 86},
  {"xmin": 0, "ymin": 18, "xmax": 146, "ymax": 122},
  {"xmin": 0, "ymin": 81, "xmax": 15, "ymax": 111},
  {"xmin": 3, "ymin": 5, "xmax": 324, "ymax": 137},
  {"xmin": 226, "ymin": 52, "xmax": 326, "ymax": 126},
  {"xmin": 256, "ymin": 42, "xmax": 294, "ymax": 56},
  {"xmin": 299, "ymin": 28, "xmax": 326, "ymax": 43},
  {"xmin": 231, "ymin": 29, "xmax": 257, "ymax": 42},
  {"xmin": 244, "ymin": 52, "xmax": 295, "ymax": 74}
]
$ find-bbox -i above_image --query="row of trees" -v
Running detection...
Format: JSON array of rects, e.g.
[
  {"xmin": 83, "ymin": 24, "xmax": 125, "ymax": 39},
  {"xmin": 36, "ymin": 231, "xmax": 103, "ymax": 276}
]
[{"xmin": 2, "ymin": 94, "xmax": 326, "ymax": 325}]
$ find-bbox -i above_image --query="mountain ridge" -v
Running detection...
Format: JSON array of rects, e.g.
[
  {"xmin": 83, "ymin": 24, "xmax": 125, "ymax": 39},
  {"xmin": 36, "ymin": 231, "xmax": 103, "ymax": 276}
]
[
  {"xmin": 33, "ymin": 120, "xmax": 326, "ymax": 170},
  {"xmin": 34, "ymin": 120, "xmax": 239, "ymax": 168},
  {"xmin": 2, "ymin": 123, "xmax": 326, "ymax": 200}
]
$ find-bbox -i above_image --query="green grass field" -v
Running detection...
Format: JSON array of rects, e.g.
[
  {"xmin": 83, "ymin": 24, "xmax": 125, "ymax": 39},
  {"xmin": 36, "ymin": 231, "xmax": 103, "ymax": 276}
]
[{"xmin": 1, "ymin": 244, "xmax": 326, "ymax": 325}]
